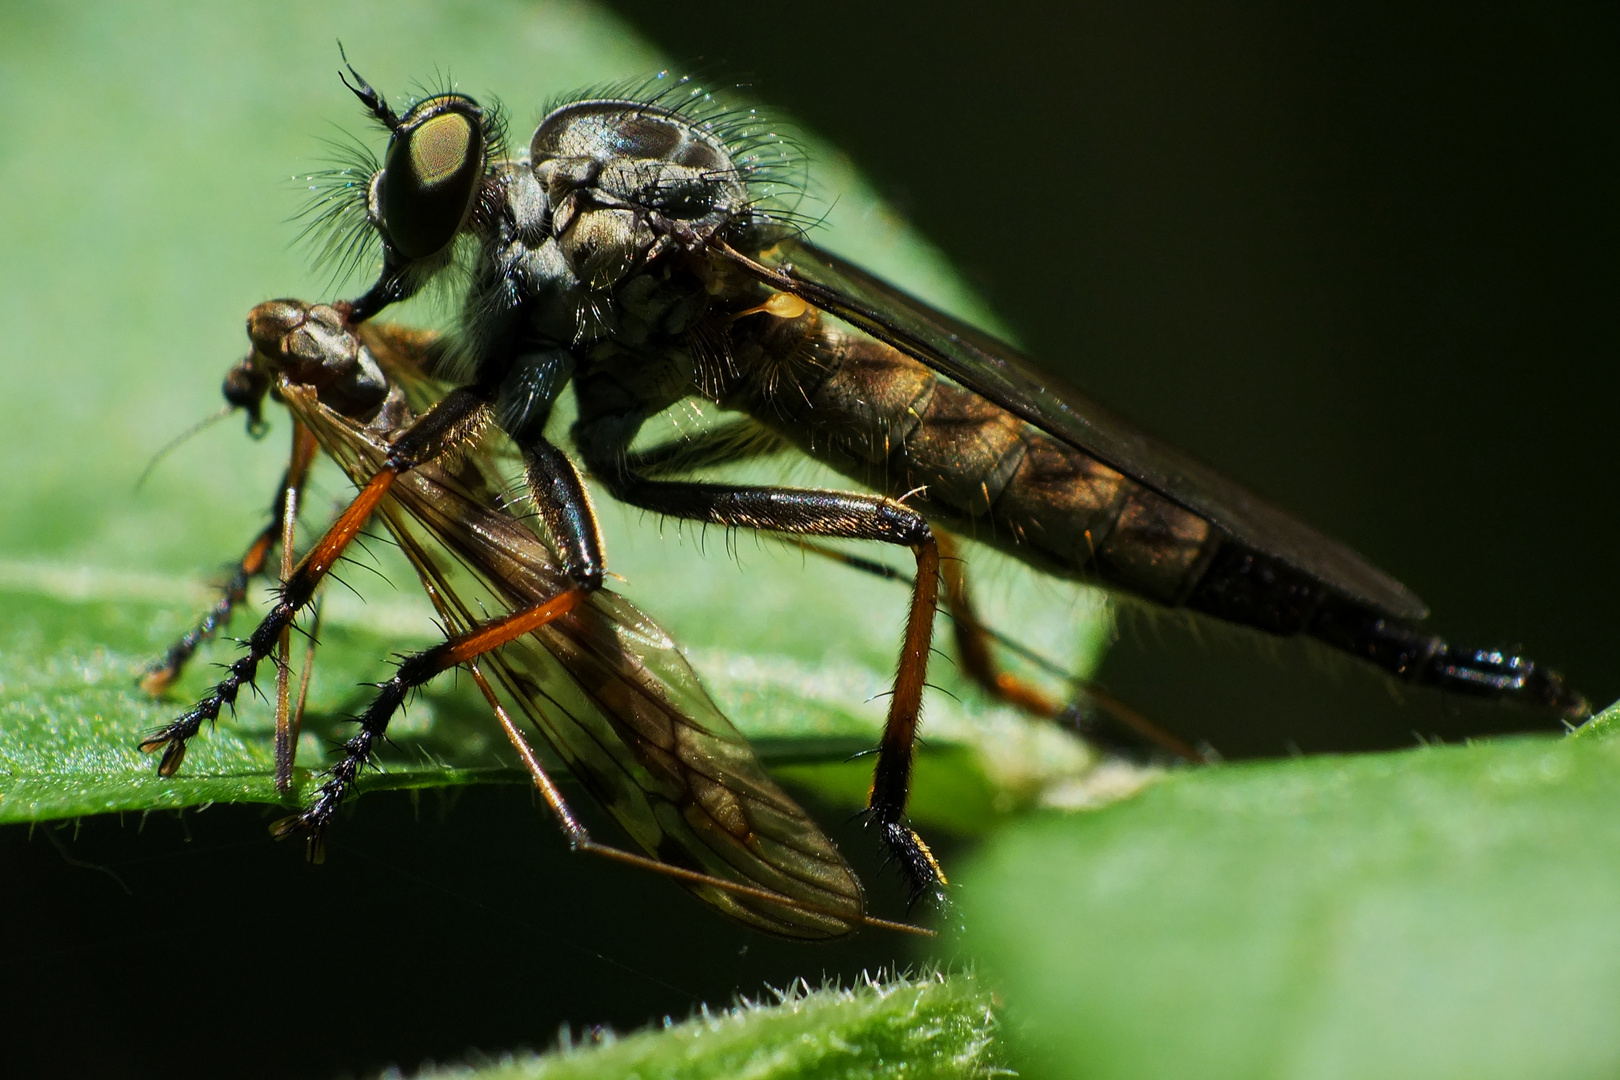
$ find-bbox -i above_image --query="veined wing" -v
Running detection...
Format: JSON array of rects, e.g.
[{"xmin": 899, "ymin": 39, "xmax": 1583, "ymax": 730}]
[
  {"xmin": 717, "ymin": 236, "xmax": 1427, "ymax": 621},
  {"xmin": 281, "ymin": 381, "xmax": 865, "ymax": 938}
]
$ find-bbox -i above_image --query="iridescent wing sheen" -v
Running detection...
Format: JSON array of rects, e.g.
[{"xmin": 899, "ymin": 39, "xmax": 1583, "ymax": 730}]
[
  {"xmin": 721, "ymin": 236, "xmax": 1428, "ymax": 621},
  {"xmin": 282, "ymin": 381, "xmax": 865, "ymax": 938}
]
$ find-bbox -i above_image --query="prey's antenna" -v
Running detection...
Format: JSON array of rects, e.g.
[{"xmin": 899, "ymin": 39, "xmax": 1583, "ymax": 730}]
[
  {"xmin": 337, "ymin": 41, "xmax": 399, "ymax": 130},
  {"xmin": 136, "ymin": 405, "xmax": 238, "ymax": 490}
]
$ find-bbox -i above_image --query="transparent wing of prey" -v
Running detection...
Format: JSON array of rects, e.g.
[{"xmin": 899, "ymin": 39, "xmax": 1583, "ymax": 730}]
[{"xmin": 283, "ymin": 381, "xmax": 865, "ymax": 938}]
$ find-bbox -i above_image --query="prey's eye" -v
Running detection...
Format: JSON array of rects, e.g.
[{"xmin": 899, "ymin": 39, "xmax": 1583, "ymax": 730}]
[{"xmin": 378, "ymin": 94, "xmax": 486, "ymax": 260}]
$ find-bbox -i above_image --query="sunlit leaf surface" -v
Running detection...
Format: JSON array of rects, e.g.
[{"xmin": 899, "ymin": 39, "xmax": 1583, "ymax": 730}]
[
  {"xmin": 403, "ymin": 970, "xmax": 1000, "ymax": 1080},
  {"xmin": 0, "ymin": 0, "xmax": 1109, "ymax": 832},
  {"xmin": 955, "ymin": 711, "xmax": 1620, "ymax": 1080}
]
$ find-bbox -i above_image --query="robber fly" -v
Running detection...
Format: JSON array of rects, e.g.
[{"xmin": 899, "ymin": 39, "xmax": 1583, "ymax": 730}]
[{"xmin": 141, "ymin": 62, "xmax": 1585, "ymax": 908}]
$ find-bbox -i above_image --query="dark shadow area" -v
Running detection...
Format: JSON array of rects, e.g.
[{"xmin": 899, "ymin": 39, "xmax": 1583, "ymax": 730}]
[
  {"xmin": 0, "ymin": 783, "xmax": 938, "ymax": 1080},
  {"xmin": 606, "ymin": 0, "xmax": 1619, "ymax": 755}
]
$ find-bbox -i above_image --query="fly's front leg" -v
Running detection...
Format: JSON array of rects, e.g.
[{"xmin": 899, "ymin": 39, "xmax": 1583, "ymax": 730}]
[
  {"xmin": 277, "ymin": 432, "xmax": 602, "ymax": 852},
  {"xmin": 141, "ymin": 424, "xmax": 320, "ymax": 695},
  {"xmin": 271, "ymin": 587, "xmax": 588, "ymax": 856},
  {"xmin": 139, "ymin": 387, "xmax": 495, "ymax": 776},
  {"xmin": 586, "ymin": 451, "xmax": 946, "ymax": 902}
]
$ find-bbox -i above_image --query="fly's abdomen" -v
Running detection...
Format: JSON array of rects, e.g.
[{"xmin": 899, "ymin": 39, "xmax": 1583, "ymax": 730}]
[
  {"xmin": 728, "ymin": 301, "xmax": 1583, "ymax": 715},
  {"xmin": 757, "ymin": 326, "xmax": 1224, "ymax": 606}
]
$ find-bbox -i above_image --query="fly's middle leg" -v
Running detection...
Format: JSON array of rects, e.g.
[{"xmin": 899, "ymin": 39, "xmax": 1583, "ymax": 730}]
[
  {"xmin": 271, "ymin": 587, "xmax": 588, "ymax": 857},
  {"xmin": 585, "ymin": 463, "xmax": 949, "ymax": 901}
]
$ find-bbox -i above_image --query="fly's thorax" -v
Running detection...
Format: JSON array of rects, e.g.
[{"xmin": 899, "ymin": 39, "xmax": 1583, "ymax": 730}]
[
  {"xmin": 531, "ymin": 100, "xmax": 750, "ymax": 292},
  {"xmin": 448, "ymin": 168, "xmax": 579, "ymax": 385},
  {"xmin": 578, "ymin": 336, "xmax": 704, "ymax": 422},
  {"xmin": 529, "ymin": 100, "xmax": 745, "ymax": 211}
]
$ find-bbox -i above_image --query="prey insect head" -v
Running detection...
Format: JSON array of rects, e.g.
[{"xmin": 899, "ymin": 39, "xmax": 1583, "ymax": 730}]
[{"xmin": 231, "ymin": 300, "xmax": 390, "ymax": 422}]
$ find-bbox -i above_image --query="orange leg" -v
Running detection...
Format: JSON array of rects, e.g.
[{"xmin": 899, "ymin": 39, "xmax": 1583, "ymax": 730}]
[
  {"xmin": 271, "ymin": 588, "xmax": 587, "ymax": 855},
  {"xmin": 936, "ymin": 533, "xmax": 1206, "ymax": 762},
  {"xmin": 140, "ymin": 390, "xmax": 492, "ymax": 776}
]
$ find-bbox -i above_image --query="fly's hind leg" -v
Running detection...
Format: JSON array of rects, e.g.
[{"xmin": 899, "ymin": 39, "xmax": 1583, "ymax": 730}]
[
  {"xmin": 934, "ymin": 535, "xmax": 1206, "ymax": 761},
  {"xmin": 579, "ymin": 441, "xmax": 947, "ymax": 903},
  {"xmin": 935, "ymin": 532, "xmax": 1069, "ymax": 718},
  {"xmin": 800, "ymin": 534, "xmax": 1206, "ymax": 762}
]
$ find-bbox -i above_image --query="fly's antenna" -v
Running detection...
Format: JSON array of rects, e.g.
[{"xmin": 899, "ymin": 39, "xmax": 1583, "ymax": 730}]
[
  {"xmin": 337, "ymin": 41, "xmax": 400, "ymax": 130},
  {"xmin": 135, "ymin": 405, "xmax": 238, "ymax": 490}
]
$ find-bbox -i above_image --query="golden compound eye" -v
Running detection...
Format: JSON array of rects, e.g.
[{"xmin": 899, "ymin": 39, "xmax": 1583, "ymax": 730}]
[
  {"xmin": 380, "ymin": 96, "xmax": 485, "ymax": 260},
  {"xmin": 408, "ymin": 113, "xmax": 471, "ymax": 186}
]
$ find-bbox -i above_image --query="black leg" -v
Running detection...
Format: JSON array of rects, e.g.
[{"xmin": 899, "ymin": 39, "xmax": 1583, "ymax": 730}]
[
  {"xmin": 141, "ymin": 424, "xmax": 319, "ymax": 695},
  {"xmin": 272, "ymin": 587, "xmax": 587, "ymax": 853},
  {"xmin": 589, "ymin": 464, "xmax": 947, "ymax": 901},
  {"xmin": 139, "ymin": 388, "xmax": 495, "ymax": 776},
  {"xmin": 622, "ymin": 420, "xmax": 788, "ymax": 477}
]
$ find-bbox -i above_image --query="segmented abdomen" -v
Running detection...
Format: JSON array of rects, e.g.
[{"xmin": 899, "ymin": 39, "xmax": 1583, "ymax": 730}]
[{"xmin": 744, "ymin": 321, "xmax": 1223, "ymax": 607}]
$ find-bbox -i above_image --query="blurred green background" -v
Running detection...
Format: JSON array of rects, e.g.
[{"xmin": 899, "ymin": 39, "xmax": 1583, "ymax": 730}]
[{"xmin": 1, "ymin": 1, "xmax": 1614, "ymax": 1077}]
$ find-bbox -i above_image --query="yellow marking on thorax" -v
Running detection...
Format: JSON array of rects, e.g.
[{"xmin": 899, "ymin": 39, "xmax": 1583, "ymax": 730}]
[{"xmin": 733, "ymin": 291, "xmax": 810, "ymax": 321}]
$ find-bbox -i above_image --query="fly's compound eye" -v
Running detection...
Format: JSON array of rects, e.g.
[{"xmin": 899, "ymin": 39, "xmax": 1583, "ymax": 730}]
[{"xmin": 378, "ymin": 95, "xmax": 486, "ymax": 260}]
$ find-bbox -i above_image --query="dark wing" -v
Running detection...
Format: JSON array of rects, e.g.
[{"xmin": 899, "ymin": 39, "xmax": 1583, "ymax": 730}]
[
  {"xmin": 715, "ymin": 237, "xmax": 1428, "ymax": 621},
  {"xmin": 284, "ymin": 382, "xmax": 864, "ymax": 939}
]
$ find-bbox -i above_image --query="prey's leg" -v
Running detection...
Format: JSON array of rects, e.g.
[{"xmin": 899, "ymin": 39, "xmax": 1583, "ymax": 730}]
[
  {"xmin": 141, "ymin": 424, "xmax": 320, "ymax": 695},
  {"xmin": 139, "ymin": 388, "xmax": 494, "ymax": 775},
  {"xmin": 271, "ymin": 587, "xmax": 588, "ymax": 854}
]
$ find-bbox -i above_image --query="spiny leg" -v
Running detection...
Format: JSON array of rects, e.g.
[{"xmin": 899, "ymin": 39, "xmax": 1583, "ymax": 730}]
[
  {"xmin": 933, "ymin": 534, "xmax": 1207, "ymax": 761},
  {"xmin": 141, "ymin": 423, "xmax": 320, "ymax": 695},
  {"xmin": 582, "ymin": 457, "xmax": 948, "ymax": 901},
  {"xmin": 139, "ymin": 387, "xmax": 494, "ymax": 776},
  {"xmin": 271, "ymin": 587, "xmax": 587, "ymax": 855}
]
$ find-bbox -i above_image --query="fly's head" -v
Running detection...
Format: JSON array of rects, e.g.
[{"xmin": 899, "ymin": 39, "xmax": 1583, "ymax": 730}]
[
  {"xmin": 529, "ymin": 97, "xmax": 753, "ymax": 291},
  {"xmin": 368, "ymin": 93, "xmax": 489, "ymax": 265},
  {"xmin": 319, "ymin": 56, "xmax": 507, "ymax": 322},
  {"xmin": 304, "ymin": 63, "xmax": 800, "ymax": 344}
]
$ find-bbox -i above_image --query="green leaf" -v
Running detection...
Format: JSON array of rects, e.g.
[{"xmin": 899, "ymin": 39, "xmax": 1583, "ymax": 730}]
[
  {"xmin": 401, "ymin": 970, "xmax": 1001, "ymax": 1080},
  {"xmin": 0, "ymin": 0, "xmax": 1112, "ymax": 831},
  {"xmin": 951, "ymin": 729, "xmax": 1620, "ymax": 1080}
]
